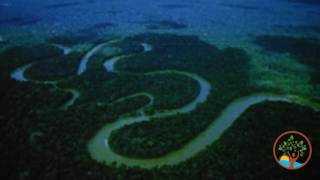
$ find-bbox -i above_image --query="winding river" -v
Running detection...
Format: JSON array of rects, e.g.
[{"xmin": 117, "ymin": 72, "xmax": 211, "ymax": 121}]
[
  {"xmin": 10, "ymin": 44, "xmax": 80, "ymax": 110},
  {"xmin": 77, "ymin": 42, "xmax": 109, "ymax": 75},
  {"xmin": 9, "ymin": 39, "xmax": 319, "ymax": 169},
  {"xmin": 88, "ymin": 41, "xmax": 320, "ymax": 169}
]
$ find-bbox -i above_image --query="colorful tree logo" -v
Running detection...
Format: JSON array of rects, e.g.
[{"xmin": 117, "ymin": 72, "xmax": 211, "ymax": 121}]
[{"xmin": 273, "ymin": 131, "xmax": 312, "ymax": 170}]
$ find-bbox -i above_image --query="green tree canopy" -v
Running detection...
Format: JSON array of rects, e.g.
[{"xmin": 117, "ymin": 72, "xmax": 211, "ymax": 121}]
[{"xmin": 278, "ymin": 135, "xmax": 307, "ymax": 157}]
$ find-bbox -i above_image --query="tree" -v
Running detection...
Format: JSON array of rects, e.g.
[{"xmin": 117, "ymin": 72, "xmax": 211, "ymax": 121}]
[{"xmin": 278, "ymin": 135, "xmax": 307, "ymax": 168}]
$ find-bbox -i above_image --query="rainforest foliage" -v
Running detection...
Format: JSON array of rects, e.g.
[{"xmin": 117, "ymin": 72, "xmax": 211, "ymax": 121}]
[
  {"xmin": 255, "ymin": 35, "xmax": 320, "ymax": 84},
  {"xmin": 1, "ymin": 33, "xmax": 317, "ymax": 180},
  {"xmin": 25, "ymin": 52, "xmax": 85, "ymax": 81},
  {"xmin": 108, "ymin": 33, "xmax": 253, "ymax": 158}
]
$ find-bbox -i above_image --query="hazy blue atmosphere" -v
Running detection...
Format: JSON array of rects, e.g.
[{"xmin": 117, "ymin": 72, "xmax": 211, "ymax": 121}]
[
  {"xmin": 1, "ymin": 0, "xmax": 319, "ymax": 45},
  {"xmin": 0, "ymin": 0, "xmax": 319, "ymax": 179}
]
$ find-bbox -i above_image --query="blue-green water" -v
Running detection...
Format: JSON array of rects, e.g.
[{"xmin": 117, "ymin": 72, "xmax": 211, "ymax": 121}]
[
  {"xmin": 1, "ymin": 0, "xmax": 319, "ymax": 179},
  {"xmin": 279, "ymin": 160, "xmax": 303, "ymax": 168}
]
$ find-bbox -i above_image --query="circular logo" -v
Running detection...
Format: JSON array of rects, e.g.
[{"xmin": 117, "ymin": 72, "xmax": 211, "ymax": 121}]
[{"xmin": 273, "ymin": 131, "xmax": 312, "ymax": 170}]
